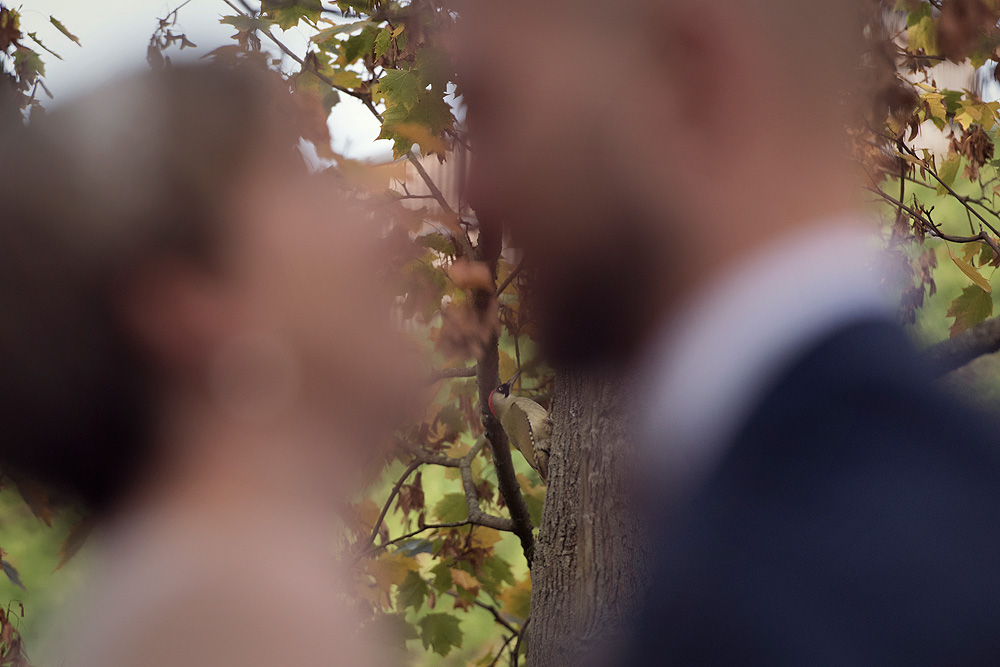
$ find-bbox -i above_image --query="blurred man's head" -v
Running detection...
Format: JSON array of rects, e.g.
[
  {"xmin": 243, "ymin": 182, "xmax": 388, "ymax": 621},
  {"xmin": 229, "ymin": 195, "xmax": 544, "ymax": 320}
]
[{"xmin": 457, "ymin": 0, "xmax": 870, "ymax": 366}]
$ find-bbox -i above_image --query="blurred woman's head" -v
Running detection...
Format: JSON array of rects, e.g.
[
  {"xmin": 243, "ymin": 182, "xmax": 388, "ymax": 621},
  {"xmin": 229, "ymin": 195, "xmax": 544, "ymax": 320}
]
[{"xmin": 0, "ymin": 64, "xmax": 415, "ymax": 512}]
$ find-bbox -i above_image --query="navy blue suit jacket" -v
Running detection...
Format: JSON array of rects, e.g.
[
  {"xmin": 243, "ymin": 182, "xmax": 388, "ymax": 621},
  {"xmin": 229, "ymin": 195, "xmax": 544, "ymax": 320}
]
[{"xmin": 628, "ymin": 319, "xmax": 1000, "ymax": 665}]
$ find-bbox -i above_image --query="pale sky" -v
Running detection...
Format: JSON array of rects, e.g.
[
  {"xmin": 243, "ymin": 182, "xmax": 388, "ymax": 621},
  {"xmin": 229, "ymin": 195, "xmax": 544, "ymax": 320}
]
[{"xmin": 19, "ymin": 0, "xmax": 392, "ymax": 160}]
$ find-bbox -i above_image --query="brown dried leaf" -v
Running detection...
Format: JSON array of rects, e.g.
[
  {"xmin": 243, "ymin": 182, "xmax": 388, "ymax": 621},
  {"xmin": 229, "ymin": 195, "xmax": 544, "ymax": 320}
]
[
  {"xmin": 449, "ymin": 567, "xmax": 480, "ymax": 593},
  {"xmin": 954, "ymin": 124, "xmax": 995, "ymax": 180},
  {"xmin": 0, "ymin": 8, "xmax": 21, "ymax": 52},
  {"xmin": 396, "ymin": 472, "xmax": 425, "ymax": 515}
]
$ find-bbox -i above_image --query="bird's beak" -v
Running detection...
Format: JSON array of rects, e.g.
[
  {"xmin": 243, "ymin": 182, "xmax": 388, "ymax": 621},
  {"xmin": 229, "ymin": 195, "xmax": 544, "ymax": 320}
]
[{"xmin": 508, "ymin": 369, "xmax": 522, "ymax": 385}]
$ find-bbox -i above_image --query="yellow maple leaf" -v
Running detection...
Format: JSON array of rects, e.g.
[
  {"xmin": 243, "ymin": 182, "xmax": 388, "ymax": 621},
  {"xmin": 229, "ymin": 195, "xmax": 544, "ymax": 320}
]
[
  {"xmin": 948, "ymin": 247, "xmax": 993, "ymax": 293},
  {"xmin": 499, "ymin": 576, "xmax": 531, "ymax": 622},
  {"xmin": 353, "ymin": 497, "xmax": 381, "ymax": 533},
  {"xmin": 469, "ymin": 528, "xmax": 502, "ymax": 550},
  {"xmin": 367, "ymin": 551, "xmax": 418, "ymax": 595}
]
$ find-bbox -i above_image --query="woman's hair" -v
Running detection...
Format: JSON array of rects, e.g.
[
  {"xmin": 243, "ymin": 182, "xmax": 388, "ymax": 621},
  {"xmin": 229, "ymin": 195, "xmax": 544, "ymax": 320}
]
[{"xmin": 0, "ymin": 63, "xmax": 302, "ymax": 511}]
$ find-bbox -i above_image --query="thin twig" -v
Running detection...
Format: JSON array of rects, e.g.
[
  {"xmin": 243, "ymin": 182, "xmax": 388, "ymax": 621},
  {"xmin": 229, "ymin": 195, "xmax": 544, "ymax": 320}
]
[
  {"xmin": 404, "ymin": 152, "xmax": 476, "ymax": 258},
  {"xmin": 353, "ymin": 521, "xmax": 472, "ymax": 562},
  {"xmin": 488, "ymin": 634, "xmax": 515, "ymax": 667},
  {"xmin": 399, "ymin": 438, "xmax": 516, "ymax": 532},
  {"xmin": 222, "ymin": 0, "xmax": 465, "ymax": 252},
  {"xmin": 443, "ymin": 591, "xmax": 518, "ymax": 635},
  {"xmin": 427, "ymin": 365, "xmax": 478, "ymax": 383},
  {"xmin": 362, "ymin": 460, "xmax": 421, "ymax": 552},
  {"xmin": 397, "ymin": 440, "xmax": 460, "ymax": 468},
  {"xmin": 405, "ymin": 153, "xmax": 453, "ymax": 214},
  {"xmin": 219, "ymin": 0, "xmax": 383, "ymax": 117},
  {"xmin": 866, "ymin": 186, "xmax": 1000, "ymax": 258},
  {"xmin": 890, "ymin": 135, "xmax": 1000, "ymax": 239},
  {"xmin": 495, "ymin": 260, "xmax": 525, "ymax": 297},
  {"xmin": 458, "ymin": 438, "xmax": 516, "ymax": 531},
  {"xmin": 512, "ymin": 616, "xmax": 529, "ymax": 667}
]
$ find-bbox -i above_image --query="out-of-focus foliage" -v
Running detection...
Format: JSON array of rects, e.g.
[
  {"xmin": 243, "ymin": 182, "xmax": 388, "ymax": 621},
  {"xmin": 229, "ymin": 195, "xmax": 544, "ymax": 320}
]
[
  {"xmin": 864, "ymin": 1, "xmax": 1000, "ymax": 338},
  {"xmin": 192, "ymin": 2, "xmax": 551, "ymax": 661},
  {"xmin": 0, "ymin": 4, "xmax": 79, "ymax": 124}
]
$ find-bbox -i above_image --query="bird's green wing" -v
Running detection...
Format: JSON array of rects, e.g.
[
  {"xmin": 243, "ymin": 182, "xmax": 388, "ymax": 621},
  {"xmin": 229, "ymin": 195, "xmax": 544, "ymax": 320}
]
[
  {"xmin": 501, "ymin": 402, "xmax": 540, "ymax": 473},
  {"xmin": 516, "ymin": 399, "xmax": 552, "ymax": 441}
]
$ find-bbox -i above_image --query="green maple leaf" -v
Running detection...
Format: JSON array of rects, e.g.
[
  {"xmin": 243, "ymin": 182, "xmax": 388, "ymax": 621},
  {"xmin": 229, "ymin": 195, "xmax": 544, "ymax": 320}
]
[
  {"xmin": 378, "ymin": 89, "xmax": 454, "ymax": 157},
  {"xmin": 262, "ymin": 0, "xmax": 321, "ymax": 30},
  {"xmin": 434, "ymin": 492, "xmax": 467, "ymax": 523},
  {"xmin": 374, "ymin": 26, "xmax": 393, "ymax": 58},
  {"xmin": 947, "ymin": 285, "xmax": 993, "ymax": 336},
  {"xmin": 49, "ymin": 16, "xmax": 80, "ymax": 45},
  {"xmin": 480, "ymin": 554, "xmax": 514, "ymax": 597},
  {"xmin": 396, "ymin": 571, "xmax": 428, "ymax": 611},
  {"xmin": 418, "ymin": 613, "xmax": 463, "ymax": 657},
  {"xmin": 375, "ymin": 69, "xmax": 421, "ymax": 111}
]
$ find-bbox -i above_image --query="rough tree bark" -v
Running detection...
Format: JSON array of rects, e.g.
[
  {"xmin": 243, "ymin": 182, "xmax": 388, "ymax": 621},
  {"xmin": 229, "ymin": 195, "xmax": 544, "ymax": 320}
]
[{"xmin": 526, "ymin": 369, "xmax": 649, "ymax": 666}]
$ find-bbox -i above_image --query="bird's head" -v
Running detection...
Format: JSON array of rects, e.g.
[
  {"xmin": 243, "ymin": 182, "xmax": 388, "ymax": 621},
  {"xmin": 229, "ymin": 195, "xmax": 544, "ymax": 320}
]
[{"xmin": 488, "ymin": 369, "xmax": 521, "ymax": 417}]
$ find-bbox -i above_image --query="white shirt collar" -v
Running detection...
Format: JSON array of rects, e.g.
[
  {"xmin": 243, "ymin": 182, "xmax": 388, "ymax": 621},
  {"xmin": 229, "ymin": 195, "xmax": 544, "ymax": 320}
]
[{"xmin": 637, "ymin": 217, "xmax": 894, "ymax": 488}]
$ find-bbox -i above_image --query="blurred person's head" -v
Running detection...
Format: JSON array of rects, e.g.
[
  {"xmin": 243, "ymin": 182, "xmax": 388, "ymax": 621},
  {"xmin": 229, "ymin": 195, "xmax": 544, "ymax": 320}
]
[
  {"xmin": 0, "ymin": 64, "xmax": 416, "ymax": 512},
  {"xmin": 456, "ymin": 0, "xmax": 872, "ymax": 366}
]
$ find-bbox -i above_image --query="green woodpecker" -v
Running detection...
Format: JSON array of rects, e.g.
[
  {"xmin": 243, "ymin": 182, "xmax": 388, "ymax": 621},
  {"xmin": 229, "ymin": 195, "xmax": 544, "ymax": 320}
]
[{"xmin": 488, "ymin": 370, "xmax": 552, "ymax": 481}]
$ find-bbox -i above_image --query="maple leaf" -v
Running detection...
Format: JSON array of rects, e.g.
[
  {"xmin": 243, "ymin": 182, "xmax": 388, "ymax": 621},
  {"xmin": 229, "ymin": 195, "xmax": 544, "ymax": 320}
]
[
  {"xmin": 395, "ymin": 571, "xmax": 428, "ymax": 611},
  {"xmin": 417, "ymin": 613, "xmax": 463, "ymax": 657},
  {"xmin": 947, "ymin": 284, "xmax": 993, "ymax": 336},
  {"xmin": 434, "ymin": 492, "xmax": 468, "ymax": 523},
  {"xmin": 449, "ymin": 567, "xmax": 480, "ymax": 594}
]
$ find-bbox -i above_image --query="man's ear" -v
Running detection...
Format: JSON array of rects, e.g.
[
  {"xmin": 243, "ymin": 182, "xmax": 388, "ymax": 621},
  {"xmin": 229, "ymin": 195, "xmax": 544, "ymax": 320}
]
[{"xmin": 114, "ymin": 258, "xmax": 237, "ymax": 384}]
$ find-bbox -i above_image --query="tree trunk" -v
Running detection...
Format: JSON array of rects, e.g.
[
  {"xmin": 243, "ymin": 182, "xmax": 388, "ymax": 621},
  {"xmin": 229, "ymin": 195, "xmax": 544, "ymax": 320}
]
[{"xmin": 526, "ymin": 369, "xmax": 648, "ymax": 666}]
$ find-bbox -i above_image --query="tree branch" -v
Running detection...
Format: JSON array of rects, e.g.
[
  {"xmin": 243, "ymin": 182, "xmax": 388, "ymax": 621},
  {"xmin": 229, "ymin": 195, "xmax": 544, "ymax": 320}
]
[
  {"xmin": 488, "ymin": 634, "xmax": 515, "ymax": 667},
  {"xmin": 219, "ymin": 0, "xmax": 383, "ymax": 118},
  {"xmin": 889, "ymin": 135, "xmax": 1000, "ymax": 240},
  {"xmin": 512, "ymin": 616, "xmax": 530, "ymax": 667},
  {"xmin": 397, "ymin": 439, "xmax": 460, "ymax": 468},
  {"xmin": 473, "ymin": 215, "xmax": 536, "ymax": 567},
  {"xmin": 406, "ymin": 152, "xmax": 453, "ymax": 215},
  {"xmin": 495, "ymin": 260, "xmax": 524, "ymax": 297},
  {"xmin": 223, "ymin": 0, "xmax": 469, "ymax": 270},
  {"xmin": 405, "ymin": 152, "xmax": 476, "ymax": 259},
  {"xmin": 459, "ymin": 438, "xmax": 516, "ymax": 532},
  {"xmin": 443, "ymin": 591, "xmax": 519, "ymax": 635},
  {"xmin": 399, "ymin": 438, "xmax": 516, "ymax": 532},
  {"xmin": 362, "ymin": 460, "xmax": 420, "ymax": 552},
  {"xmin": 353, "ymin": 521, "xmax": 472, "ymax": 562},
  {"xmin": 865, "ymin": 186, "xmax": 1000, "ymax": 258},
  {"xmin": 924, "ymin": 316, "xmax": 1000, "ymax": 376},
  {"xmin": 427, "ymin": 365, "xmax": 477, "ymax": 383}
]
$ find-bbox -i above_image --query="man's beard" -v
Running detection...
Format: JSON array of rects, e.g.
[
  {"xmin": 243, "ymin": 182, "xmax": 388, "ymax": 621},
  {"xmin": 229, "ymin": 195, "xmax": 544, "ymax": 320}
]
[{"xmin": 523, "ymin": 216, "xmax": 666, "ymax": 370}]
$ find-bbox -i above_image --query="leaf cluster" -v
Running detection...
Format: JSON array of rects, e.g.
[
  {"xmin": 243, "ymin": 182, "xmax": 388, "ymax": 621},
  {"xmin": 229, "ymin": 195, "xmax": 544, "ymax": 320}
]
[
  {"xmin": 0, "ymin": 5, "xmax": 80, "ymax": 124},
  {"xmin": 192, "ymin": 2, "xmax": 548, "ymax": 662},
  {"xmin": 862, "ymin": 1, "xmax": 1000, "ymax": 337}
]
